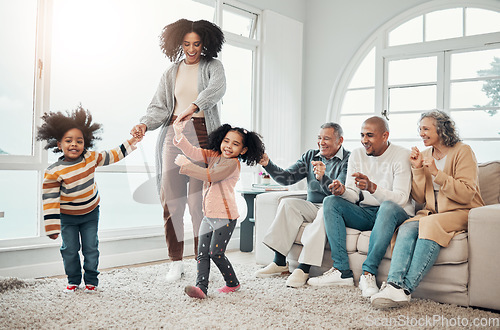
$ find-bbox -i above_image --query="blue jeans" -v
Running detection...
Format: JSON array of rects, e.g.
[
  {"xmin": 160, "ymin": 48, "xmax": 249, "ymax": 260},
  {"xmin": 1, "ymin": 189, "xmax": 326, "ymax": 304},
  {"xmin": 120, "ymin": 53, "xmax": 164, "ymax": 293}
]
[
  {"xmin": 60, "ymin": 207, "xmax": 100, "ymax": 286},
  {"xmin": 387, "ymin": 220, "xmax": 441, "ymax": 293},
  {"xmin": 323, "ymin": 196, "xmax": 409, "ymax": 276}
]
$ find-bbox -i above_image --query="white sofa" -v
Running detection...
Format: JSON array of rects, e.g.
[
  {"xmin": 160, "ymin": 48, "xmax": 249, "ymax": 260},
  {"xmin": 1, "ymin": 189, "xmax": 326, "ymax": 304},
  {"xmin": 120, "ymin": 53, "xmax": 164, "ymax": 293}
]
[{"xmin": 255, "ymin": 161, "xmax": 500, "ymax": 311}]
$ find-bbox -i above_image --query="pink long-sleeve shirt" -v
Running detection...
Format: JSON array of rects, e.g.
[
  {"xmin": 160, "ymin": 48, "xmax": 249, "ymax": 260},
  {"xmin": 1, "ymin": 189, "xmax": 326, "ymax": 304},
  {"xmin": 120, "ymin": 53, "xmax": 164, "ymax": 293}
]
[{"xmin": 174, "ymin": 135, "xmax": 240, "ymax": 220}]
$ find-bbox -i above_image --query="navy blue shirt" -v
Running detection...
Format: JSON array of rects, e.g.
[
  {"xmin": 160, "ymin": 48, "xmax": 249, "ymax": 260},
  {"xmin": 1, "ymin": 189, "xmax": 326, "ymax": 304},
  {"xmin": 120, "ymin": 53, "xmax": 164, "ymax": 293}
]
[{"xmin": 264, "ymin": 147, "xmax": 350, "ymax": 203}]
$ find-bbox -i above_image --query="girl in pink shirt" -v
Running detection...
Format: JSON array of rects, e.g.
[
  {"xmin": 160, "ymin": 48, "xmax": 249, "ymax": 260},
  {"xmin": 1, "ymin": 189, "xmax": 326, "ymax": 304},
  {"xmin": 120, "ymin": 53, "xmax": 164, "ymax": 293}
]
[{"xmin": 173, "ymin": 122, "xmax": 265, "ymax": 299}]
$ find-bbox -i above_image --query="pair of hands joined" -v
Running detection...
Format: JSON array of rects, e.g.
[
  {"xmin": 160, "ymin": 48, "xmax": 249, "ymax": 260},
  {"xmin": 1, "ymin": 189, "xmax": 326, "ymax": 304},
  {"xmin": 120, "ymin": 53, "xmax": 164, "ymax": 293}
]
[{"xmin": 129, "ymin": 104, "xmax": 197, "ymax": 142}]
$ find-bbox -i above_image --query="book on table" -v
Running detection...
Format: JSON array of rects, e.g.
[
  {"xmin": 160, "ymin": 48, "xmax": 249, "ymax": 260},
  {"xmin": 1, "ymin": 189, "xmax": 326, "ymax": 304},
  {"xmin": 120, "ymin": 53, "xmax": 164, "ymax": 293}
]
[{"xmin": 251, "ymin": 183, "xmax": 288, "ymax": 191}]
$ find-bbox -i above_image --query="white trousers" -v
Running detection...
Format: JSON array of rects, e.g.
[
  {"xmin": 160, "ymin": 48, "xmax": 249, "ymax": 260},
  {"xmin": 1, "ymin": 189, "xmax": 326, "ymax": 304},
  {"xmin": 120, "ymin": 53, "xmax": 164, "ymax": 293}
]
[{"xmin": 262, "ymin": 198, "xmax": 326, "ymax": 267}]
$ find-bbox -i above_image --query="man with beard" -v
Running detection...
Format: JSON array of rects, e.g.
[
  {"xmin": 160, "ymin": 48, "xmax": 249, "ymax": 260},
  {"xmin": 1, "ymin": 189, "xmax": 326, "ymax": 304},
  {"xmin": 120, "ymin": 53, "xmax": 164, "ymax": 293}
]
[{"xmin": 308, "ymin": 116, "xmax": 414, "ymax": 299}]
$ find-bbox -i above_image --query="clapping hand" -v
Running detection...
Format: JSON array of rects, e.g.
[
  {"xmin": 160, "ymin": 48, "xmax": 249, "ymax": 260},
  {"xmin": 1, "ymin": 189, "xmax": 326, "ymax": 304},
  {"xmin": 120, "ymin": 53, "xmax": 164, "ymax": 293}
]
[
  {"xmin": 328, "ymin": 179, "xmax": 345, "ymax": 195},
  {"xmin": 422, "ymin": 156, "xmax": 438, "ymax": 176},
  {"xmin": 311, "ymin": 161, "xmax": 326, "ymax": 180},
  {"xmin": 410, "ymin": 146, "xmax": 423, "ymax": 168},
  {"xmin": 352, "ymin": 172, "xmax": 377, "ymax": 194}
]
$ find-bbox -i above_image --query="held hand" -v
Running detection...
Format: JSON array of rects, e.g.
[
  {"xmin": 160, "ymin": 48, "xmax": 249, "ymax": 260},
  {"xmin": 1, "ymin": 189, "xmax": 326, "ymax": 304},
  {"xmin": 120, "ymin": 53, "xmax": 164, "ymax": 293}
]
[
  {"xmin": 174, "ymin": 104, "xmax": 198, "ymax": 124},
  {"xmin": 422, "ymin": 156, "xmax": 438, "ymax": 176},
  {"xmin": 328, "ymin": 180, "xmax": 345, "ymax": 196},
  {"xmin": 259, "ymin": 153, "xmax": 270, "ymax": 167},
  {"xmin": 311, "ymin": 160, "xmax": 326, "ymax": 181},
  {"xmin": 410, "ymin": 146, "xmax": 423, "ymax": 169},
  {"xmin": 174, "ymin": 154, "xmax": 190, "ymax": 167},
  {"xmin": 128, "ymin": 135, "xmax": 143, "ymax": 146},
  {"xmin": 352, "ymin": 172, "xmax": 377, "ymax": 194},
  {"xmin": 131, "ymin": 124, "xmax": 146, "ymax": 139},
  {"xmin": 48, "ymin": 233, "xmax": 59, "ymax": 240},
  {"xmin": 173, "ymin": 120, "xmax": 186, "ymax": 140}
]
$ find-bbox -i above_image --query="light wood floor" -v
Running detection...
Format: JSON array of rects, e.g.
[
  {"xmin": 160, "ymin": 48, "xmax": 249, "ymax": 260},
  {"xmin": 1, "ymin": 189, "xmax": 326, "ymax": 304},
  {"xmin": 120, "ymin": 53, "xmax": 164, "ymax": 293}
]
[{"xmin": 48, "ymin": 249, "xmax": 256, "ymax": 279}]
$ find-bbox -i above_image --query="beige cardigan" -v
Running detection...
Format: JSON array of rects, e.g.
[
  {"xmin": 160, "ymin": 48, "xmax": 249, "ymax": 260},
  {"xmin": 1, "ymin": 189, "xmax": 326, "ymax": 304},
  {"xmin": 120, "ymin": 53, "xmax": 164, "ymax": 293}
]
[{"xmin": 397, "ymin": 142, "xmax": 484, "ymax": 247}]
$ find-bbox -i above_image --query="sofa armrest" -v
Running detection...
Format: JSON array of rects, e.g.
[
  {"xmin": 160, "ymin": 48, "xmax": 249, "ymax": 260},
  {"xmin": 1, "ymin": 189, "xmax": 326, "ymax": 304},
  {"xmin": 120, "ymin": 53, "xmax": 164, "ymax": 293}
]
[
  {"xmin": 468, "ymin": 204, "xmax": 500, "ymax": 310},
  {"xmin": 254, "ymin": 190, "xmax": 307, "ymax": 264}
]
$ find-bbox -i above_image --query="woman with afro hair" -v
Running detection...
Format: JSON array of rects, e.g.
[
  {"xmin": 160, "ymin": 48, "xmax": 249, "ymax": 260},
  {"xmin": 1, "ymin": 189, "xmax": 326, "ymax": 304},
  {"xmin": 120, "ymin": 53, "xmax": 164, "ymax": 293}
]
[
  {"xmin": 37, "ymin": 105, "xmax": 140, "ymax": 293},
  {"xmin": 130, "ymin": 19, "xmax": 226, "ymax": 282}
]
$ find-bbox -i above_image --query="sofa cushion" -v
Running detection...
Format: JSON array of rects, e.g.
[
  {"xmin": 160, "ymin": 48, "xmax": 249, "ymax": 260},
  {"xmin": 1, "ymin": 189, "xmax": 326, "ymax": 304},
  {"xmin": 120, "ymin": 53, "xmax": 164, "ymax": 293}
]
[
  {"xmin": 356, "ymin": 231, "xmax": 468, "ymax": 265},
  {"xmin": 478, "ymin": 161, "xmax": 500, "ymax": 205}
]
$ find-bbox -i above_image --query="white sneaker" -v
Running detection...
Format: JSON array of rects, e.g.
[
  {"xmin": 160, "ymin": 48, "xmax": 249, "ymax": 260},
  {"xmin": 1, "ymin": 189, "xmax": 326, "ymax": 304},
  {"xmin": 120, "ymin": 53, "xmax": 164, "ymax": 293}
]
[
  {"xmin": 359, "ymin": 273, "xmax": 379, "ymax": 297},
  {"xmin": 370, "ymin": 282, "xmax": 411, "ymax": 309},
  {"xmin": 166, "ymin": 260, "xmax": 184, "ymax": 282},
  {"xmin": 254, "ymin": 262, "xmax": 289, "ymax": 278},
  {"xmin": 286, "ymin": 269, "xmax": 309, "ymax": 288},
  {"xmin": 307, "ymin": 267, "xmax": 354, "ymax": 287}
]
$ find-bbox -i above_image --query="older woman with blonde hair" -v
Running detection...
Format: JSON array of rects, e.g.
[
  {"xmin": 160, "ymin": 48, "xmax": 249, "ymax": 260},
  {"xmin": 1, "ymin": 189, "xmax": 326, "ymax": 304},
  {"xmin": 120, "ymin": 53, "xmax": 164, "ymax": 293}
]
[{"xmin": 371, "ymin": 110, "xmax": 484, "ymax": 309}]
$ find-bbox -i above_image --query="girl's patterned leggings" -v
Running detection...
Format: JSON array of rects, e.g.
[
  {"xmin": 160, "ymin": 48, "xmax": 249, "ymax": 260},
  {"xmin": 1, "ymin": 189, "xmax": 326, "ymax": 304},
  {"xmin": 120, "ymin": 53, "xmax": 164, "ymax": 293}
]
[{"xmin": 196, "ymin": 217, "xmax": 239, "ymax": 294}]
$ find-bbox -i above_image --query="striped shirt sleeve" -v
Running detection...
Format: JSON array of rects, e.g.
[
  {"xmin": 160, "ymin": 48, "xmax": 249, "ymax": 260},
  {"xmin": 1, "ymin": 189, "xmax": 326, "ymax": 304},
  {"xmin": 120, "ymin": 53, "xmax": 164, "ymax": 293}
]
[
  {"xmin": 96, "ymin": 140, "xmax": 136, "ymax": 167},
  {"xmin": 42, "ymin": 169, "xmax": 62, "ymax": 236}
]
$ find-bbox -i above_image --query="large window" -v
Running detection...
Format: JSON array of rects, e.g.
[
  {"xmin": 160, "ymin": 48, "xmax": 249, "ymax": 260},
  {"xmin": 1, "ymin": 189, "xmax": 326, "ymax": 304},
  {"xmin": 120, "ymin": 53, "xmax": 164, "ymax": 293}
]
[
  {"xmin": 331, "ymin": 1, "xmax": 500, "ymax": 162},
  {"xmin": 0, "ymin": 0, "xmax": 260, "ymax": 241},
  {"xmin": 0, "ymin": 0, "xmax": 37, "ymax": 156}
]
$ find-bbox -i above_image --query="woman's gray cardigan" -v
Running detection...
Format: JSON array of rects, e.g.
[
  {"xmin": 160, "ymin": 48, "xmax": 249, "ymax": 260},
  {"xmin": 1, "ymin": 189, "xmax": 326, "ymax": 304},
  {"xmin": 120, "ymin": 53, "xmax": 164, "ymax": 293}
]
[{"xmin": 139, "ymin": 57, "xmax": 226, "ymax": 192}]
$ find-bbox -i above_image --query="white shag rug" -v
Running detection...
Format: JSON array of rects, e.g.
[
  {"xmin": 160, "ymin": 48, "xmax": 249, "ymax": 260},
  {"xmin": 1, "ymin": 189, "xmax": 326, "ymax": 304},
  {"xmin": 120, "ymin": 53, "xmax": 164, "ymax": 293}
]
[{"xmin": 1, "ymin": 260, "xmax": 499, "ymax": 329}]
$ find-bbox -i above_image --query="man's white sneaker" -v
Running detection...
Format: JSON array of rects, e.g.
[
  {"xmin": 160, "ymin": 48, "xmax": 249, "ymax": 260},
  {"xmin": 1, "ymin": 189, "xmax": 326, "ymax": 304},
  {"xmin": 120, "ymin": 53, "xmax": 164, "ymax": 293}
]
[
  {"xmin": 307, "ymin": 267, "xmax": 354, "ymax": 287},
  {"xmin": 370, "ymin": 282, "xmax": 411, "ymax": 309},
  {"xmin": 359, "ymin": 273, "xmax": 379, "ymax": 297},
  {"xmin": 166, "ymin": 260, "xmax": 184, "ymax": 282},
  {"xmin": 286, "ymin": 269, "xmax": 309, "ymax": 288},
  {"xmin": 254, "ymin": 262, "xmax": 289, "ymax": 278}
]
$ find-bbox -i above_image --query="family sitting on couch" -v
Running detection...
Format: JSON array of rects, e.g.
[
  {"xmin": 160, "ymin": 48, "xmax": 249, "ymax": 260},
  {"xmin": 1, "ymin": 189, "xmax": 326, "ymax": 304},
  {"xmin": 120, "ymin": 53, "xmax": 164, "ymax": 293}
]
[{"xmin": 255, "ymin": 110, "xmax": 484, "ymax": 310}]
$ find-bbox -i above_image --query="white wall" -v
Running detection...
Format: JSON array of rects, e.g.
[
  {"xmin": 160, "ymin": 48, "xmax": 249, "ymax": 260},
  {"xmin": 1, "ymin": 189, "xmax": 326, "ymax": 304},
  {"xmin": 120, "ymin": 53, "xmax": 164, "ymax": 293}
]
[
  {"xmin": 239, "ymin": 0, "xmax": 306, "ymax": 23},
  {"xmin": 301, "ymin": 0, "xmax": 431, "ymax": 151}
]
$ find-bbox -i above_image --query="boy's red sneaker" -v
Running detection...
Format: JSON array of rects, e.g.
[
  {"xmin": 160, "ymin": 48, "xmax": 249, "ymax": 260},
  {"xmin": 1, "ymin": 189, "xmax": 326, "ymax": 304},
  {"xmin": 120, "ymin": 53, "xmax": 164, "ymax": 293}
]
[
  {"xmin": 217, "ymin": 284, "xmax": 241, "ymax": 293},
  {"xmin": 64, "ymin": 284, "xmax": 79, "ymax": 293},
  {"xmin": 84, "ymin": 284, "xmax": 98, "ymax": 293},
  {"xmin": 184, "ymin": 285, "xmax": 207, "ymax": 299}
]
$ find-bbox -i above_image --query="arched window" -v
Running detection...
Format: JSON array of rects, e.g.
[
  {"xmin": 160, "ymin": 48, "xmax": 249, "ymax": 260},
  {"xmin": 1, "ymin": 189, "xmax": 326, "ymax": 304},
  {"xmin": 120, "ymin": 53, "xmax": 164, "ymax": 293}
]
[{"xmin": 328, "ymin": 0, "xmax": 500, "ymax": 162}]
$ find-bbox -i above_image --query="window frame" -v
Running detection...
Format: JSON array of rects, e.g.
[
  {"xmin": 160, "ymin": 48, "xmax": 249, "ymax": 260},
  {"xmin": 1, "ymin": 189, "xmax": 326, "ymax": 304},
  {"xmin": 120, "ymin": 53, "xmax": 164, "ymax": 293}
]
[
  {"xmin": 0, "ymin": 0, "xmax": 262, "ymax": 246},
  {"xmin": 328, "ymin": 0, "xmax": 500, "ymax": 149}
]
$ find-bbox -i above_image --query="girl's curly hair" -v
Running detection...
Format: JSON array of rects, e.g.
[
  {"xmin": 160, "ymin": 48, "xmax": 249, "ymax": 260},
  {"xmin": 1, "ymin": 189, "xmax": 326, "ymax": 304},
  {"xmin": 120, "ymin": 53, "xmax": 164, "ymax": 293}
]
[
  {"xmin": 36, "ymin": 105, "xmax": 102, "ymax": 153},
  {"xmin": 208, "ymin": 124, "xmax": 265, "ymax": 166},
  {"xmin": 159, "ymin": 19, "xmax": 225, "ymax": 62},
  {"xmin": 419, "ymin": 110, "xmax": 461, "ymax": 147}
]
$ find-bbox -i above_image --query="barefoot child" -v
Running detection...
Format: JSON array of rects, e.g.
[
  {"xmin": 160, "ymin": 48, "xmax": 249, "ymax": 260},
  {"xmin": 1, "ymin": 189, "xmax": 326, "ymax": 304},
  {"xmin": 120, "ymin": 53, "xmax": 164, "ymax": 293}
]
[
  {"xmin": 37, "ymin": 105, "xmax": 141, "ymax": 293},
  {"xmin": 172, "ymin": 122, "xmax": 265, "ymax": 299}
]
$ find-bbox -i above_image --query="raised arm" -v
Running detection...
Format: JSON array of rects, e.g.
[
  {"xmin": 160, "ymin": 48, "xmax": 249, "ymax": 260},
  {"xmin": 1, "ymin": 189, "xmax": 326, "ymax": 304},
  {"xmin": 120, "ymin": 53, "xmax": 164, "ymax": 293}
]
[
  {"xmin": 263, "ymin": 153, "xmax": 309, "ymax": 186},
  {"xmin": 96, "ymin": 139, "xmax": 136, "ymax": 167},
  {"xmin": 178, "ymin": 157, "xmax": 239, "ymax": 183},
  {"xmin": 173, "ymin": 134, "xmax": 206, "ymax": 163}
]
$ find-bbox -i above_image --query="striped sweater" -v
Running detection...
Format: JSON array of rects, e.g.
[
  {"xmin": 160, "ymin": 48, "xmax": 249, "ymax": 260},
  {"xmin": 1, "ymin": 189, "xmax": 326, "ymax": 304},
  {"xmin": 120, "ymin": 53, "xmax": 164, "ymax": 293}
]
[{"xmin": 42, "ymin": 140, "xmax": 136, "ymax": 236}]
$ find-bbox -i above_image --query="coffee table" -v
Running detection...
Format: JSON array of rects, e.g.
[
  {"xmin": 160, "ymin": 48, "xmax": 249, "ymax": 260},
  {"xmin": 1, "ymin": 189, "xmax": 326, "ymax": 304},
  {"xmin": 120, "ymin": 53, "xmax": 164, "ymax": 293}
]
[{"xmin": 237, "ymin": 188, "xmax": 267, "ymax": 252}]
